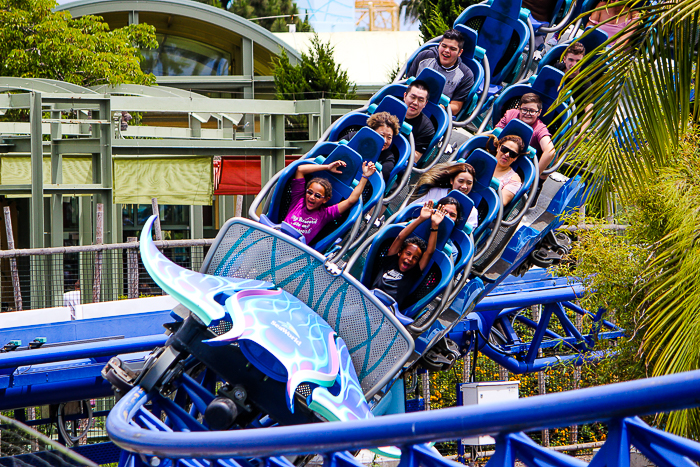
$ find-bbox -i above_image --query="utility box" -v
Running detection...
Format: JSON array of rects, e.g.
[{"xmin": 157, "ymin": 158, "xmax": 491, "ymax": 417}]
[{"xmin": 459, "ymin": 381, "xmax": 520, "ymax": 445}]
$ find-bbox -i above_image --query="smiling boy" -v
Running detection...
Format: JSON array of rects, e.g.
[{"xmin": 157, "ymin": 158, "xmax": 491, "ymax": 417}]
[{"xmin": 406, "ymin": 29, "xmax": 475, "ymax": 117}]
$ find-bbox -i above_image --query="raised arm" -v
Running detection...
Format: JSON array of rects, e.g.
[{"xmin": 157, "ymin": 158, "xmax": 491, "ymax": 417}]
[
  {"xmin": 293, "ymin": 160, "xmax": 346, "ymax": 180},
  {"xmin": 419, "ymin": 204, "xmax": 446, "ymax": 271},
  {"xmin": 337, "ymin": 161, "xmax": 376, "ymax": 214},
  {"xmin": 387, "ymin": 201, "xmax": 434, "ymax": 257}
]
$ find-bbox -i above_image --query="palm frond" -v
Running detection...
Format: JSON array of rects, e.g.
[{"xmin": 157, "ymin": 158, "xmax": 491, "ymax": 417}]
[{"xmin": 551, "ymin": 0, "xmax": 700, "ymax": 208}]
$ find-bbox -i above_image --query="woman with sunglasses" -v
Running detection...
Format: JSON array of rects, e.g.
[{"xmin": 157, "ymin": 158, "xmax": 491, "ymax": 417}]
[
  {"xmin": 283, "ymin": 159, "xmax": 376, "ymax": 244},
  {"xmin": 495, "ymin": 93, "xmax": 555, "ymax": 180},
  {"xmin": 490, "ymin": 134, "xmax": 526, "ymax": 206}
]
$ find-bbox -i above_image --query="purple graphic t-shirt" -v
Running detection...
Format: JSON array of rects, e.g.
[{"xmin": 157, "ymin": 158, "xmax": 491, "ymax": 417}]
[{"xmin": 284, "ymin": 178, "xmax": 340, "ymax": 244}]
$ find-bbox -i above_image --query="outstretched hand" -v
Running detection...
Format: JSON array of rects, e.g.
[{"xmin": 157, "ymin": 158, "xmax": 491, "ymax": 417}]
[
  {"xmin": 327, "ymin": 160, "xmax": 346, "ymax": 174},
  {"xmin": 362, "ymin": 161, "xmax": 376, "ymax": 177},
  {"xmin": 431, "ymin": 204, "xmax": 447, "ymax": 229},
  {"xmin": 419, "ymin": 200, "xmax": 434, "ymax": 221}
]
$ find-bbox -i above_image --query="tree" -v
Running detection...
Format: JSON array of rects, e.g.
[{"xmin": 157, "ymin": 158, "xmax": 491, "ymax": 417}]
[
  {"xmin": 554, "ymin": 0, "xmax": 700, "ymax": 437},
  {"xmin": 400, "ymin": 0, "xmax": 421, "ymax": 23},
  {"xmin": 0, "ymin": 0, "xmax": 157, "ymax": 86},
  {"xmin": 225, "ymin": 0, "xmax": 311, "ymax": 32},
  {"xmin": 418, "ymin": 0, "xmax": 480, "ymax": 42},
  {"xmin": 272, "ymin": 34, "xmax": 355, "ymax": 100}
]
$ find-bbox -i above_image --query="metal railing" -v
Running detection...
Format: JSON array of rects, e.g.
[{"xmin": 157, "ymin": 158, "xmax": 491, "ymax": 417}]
[
  {"xmin": 0, "ymin": 239, "xmax": 213, "ymax": 312},
  {"xmin": 109, "ymin": 369, "xmax": 700, "ymax": 466}
]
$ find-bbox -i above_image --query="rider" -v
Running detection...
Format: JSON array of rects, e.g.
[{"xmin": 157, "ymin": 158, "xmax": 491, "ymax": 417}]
[
  {"xmin": 372, "ymin": 201, "xmax": 447, "ymax": 309},
  {"xmin": 284, "ymin": 160, "xmax": 376, "ymax": 244},
  {"xmin": 403, "ymin": 80, "xmax": 436, "ymax": 160},
  {"xmin": 406, "ymin": 29, "xmax": 475, "ymax": 117},
  {"xmin": 409, "ymin": 162, "xmax": 479, "ymax": 230},
  {"xmin": 495, "ymin": 93, "xmax": 555, "ymax": 180}
]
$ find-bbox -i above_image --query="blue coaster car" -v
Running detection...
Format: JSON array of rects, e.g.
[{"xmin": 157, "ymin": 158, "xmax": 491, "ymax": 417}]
[
  {"xmin": 537, "ymin": 27, "xmax": 609, "ymax": 73},
  {"xmin": 106, "ymin": 215, "xmax": 414, "ymax": 462},
  {"xmin": 453, "ymin": 119, "xmax": 536, "ymax": 240},
  {"xmin": 254, "ymin": 143, "xmax": 382, "ymax": 254},
  {"xmin": 399, "ymin": 190, "xmax": 476, "ymax": 276},
  {"xmin": 373, "ymin": 68, "xmax": 451, "ymax": 170},
  {"xmin": 402, "ymin": 26, "xmax": 487, "ymax": 124},
  {"xmin": 491, "ymin": 65, "xmax": 572, "ymax": 162},
  {"xmin": 453, "ymin": 0, "xmax": 532, "ymax": 97},
  {"xmin": 358, "ymin": 211, "xmax": 456, "ymax": 325},
  {"xmin": 328, "ymin": 95, "xmax": 411, "ymax": 194}
]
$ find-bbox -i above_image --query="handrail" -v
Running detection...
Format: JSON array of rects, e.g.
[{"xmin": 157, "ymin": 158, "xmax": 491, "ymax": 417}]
[
  {"xmin": 538, "ymin": 0, "xmax": 578, "ymax": 34},
  {"xmin": 446, "ymin": 237, "xmax": 476, "ymax": 304},
  {"xmin": 331, "ymin": 196, "xmax": 374, "ymax": 263},
  {"xmin": 344, "ymin": 230, "xmax": 377, "ymax": 273},
  {"xmin": 0, "ymin": 238, "xmax": 215, "ymax": 258},
  {"xmin": 542, "ymin": 105, "xmax": 579, "ymax": 175},
  {"xmin": 108, "ymin": 370, "xmax": 700, "ymax": 458},
  {"xmin": 515, "ymin": 20, "xmax": 537, "ymax": 84},
  {"xmin": 407, "ymin": 277, "xmax": 456, "ymax": 334},
  {"xmin": 382, "ymin": 133, "xmax": 416, "ymax": 204},
  {"xmin": 473, "ymin": 184, "xmax": 504, "ymax": 263},
  {"xmin": 453, "ymin": 54, "xmax": 491, "ymax": 128},
  {"xmin": 412, "ymin": 107, "xmax": 452, "ymax": 175},
  {"xmin": 476, "ymin": 104, "xmax": 494, "ymax": 133}
]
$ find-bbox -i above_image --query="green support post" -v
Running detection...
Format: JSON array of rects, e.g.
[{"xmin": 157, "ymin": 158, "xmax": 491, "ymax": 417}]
[
  {"xmin": 50, "ymin": 111, "xmax": 64, "ymax": 307},
  {"xmin": 96, "ymin": 99, "xmax": 116, "ymax": 301},
  {"xmin": 29, "ymin": 92, "xmax": 46, "ymax": 309}
]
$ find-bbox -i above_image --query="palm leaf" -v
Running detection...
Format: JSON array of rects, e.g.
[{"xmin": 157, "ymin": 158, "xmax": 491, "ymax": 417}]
[{"xmin": 551, "ymin": 0, "xmax": 700, "ymax": 208}]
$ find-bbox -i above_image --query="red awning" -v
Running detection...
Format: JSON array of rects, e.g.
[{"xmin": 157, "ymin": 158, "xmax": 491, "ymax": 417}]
[{"xmin": 214, "ymin": 156, "xmax": 299, "ymax": 196}]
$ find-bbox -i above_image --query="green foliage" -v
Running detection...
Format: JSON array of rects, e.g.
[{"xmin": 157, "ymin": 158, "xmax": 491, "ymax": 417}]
[
  {"xmin": 418, "ymin": 0, "xmax": 480, "ymax": 42},
  {"xmin": 400, "ymin": 0, "xmax": 422, "ymax": 22},
  {"xmin": 226, "ymin": 0, "xmax": 312, "ymax": 32},
  {"xmin": 273, "ymin": 34, "xmax": 356, "ymax": 100},
  {"xmin": 548, "ymin": 0, "xmax": 700, "ymax": 437},
  {"xmin": 424, "ymin": 356, "xmax": 612, "ymax": 450},
  {"xmin": 552, "ymin": 217, "xmax": 648, "ymax": 382},
  {"xmin": 0, "ymin": 0, "xmax": 157, "ymax": 86},
  {"xmin": 554, "ymin": 1, "xmax": 700, "ymax": 208},
  {"xmin": 386, "ymin": 59, "xmax": 402, "ymax": 83},
  {"xmin": 552, "ymin": 126, "xmax": 700, "ymax": 438}
]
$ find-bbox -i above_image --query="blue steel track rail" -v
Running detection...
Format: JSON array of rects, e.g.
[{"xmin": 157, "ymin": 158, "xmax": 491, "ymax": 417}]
[
  {"xmin": 108, "ymin": 370, "xmax": 700, "ymax": 466},
  {"xmin": 449, "ymin": 270, "xmax": 623, "ymax": 373}
]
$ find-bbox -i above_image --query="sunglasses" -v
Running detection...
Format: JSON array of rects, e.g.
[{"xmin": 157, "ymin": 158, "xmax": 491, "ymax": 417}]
[
  {"xmin": 499, "ymin": 146, "xmax": 519, "ymax": 159},
  {"xmin": 306, "ymin": 189, "xmax": 325, "ymax": 199}
]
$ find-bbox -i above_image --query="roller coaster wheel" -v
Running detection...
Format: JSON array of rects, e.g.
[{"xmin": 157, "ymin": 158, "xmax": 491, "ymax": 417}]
[
  {"xmin": 418, "ymin": 337, "xmax": 461, "ymax": 372},
  {"xmin": 529, "ymin": 247, "xmax": 556, "ymax": 268}
]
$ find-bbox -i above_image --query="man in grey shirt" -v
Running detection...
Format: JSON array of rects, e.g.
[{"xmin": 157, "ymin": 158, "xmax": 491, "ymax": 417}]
[{"xmin": 407, "ymin": 29, "xmax": 475, "ymax": 117}]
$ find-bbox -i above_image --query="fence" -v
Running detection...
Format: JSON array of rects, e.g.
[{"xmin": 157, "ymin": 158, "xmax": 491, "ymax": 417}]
[{"xmin": 0, "ymin": 239, "xmax": 214, "ymax": 312}]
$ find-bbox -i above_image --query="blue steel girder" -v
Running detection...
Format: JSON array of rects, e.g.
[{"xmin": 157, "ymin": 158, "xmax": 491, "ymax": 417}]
[
  {"xmin": 487, "ymin": 432, "xmax": 586, "ymax": 466},
  {"xmin": 455, "ymin": 269, "xmax": 625, "ymax": 373}
]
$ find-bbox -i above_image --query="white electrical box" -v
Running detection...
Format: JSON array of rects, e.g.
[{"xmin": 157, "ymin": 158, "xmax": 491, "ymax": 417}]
[{"xmin": 460, "ymin": 381, "xmax": 520, "ymax": 445}]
